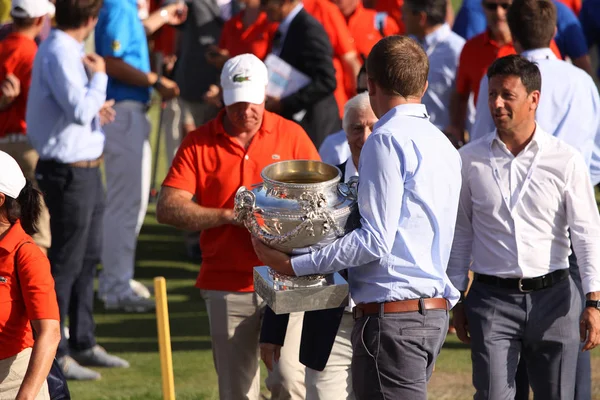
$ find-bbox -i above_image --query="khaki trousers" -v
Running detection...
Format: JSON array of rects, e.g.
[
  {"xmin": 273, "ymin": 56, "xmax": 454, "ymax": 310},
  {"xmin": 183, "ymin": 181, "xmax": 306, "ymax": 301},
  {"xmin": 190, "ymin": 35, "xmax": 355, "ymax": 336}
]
[
  {"xmin": 178, "ymin": 98, "xmax": 219, "ymax": 131},
  {"xmin": 305, "ymin": 312, "xmax": 354, "ymax": 400},
  {"xmin": 0, "ymin": 347, "xmax": 50, "ymax": 400},
  {"xmin": 0, "ymin": 139, "xmax": 51, "ymax": 249},
  {"xmin": 200, "ymin": 290, "xmax": 306, "ymax": 400}
]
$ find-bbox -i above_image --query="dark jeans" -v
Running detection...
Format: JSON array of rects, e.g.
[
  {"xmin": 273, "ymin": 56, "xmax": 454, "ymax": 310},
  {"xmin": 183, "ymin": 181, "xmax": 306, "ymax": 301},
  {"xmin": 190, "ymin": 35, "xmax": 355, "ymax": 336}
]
[
  {"xmin": 514, "ymin": 252, "xmax": 592, "ymax": 400},
  {"xmin": 351, "ymin": 307, "xmax": 448, "ymax": 400},
  {"xmin": 36, "ymin": 160, "xmax": 104, "ymax": 358}
]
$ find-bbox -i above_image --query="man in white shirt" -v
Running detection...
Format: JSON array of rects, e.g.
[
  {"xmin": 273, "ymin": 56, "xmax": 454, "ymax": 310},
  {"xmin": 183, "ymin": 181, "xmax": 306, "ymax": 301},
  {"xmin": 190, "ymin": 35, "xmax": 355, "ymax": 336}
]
[{"xmin": 449, "ymin": 54, "xmax": 600, "ymax": 400}]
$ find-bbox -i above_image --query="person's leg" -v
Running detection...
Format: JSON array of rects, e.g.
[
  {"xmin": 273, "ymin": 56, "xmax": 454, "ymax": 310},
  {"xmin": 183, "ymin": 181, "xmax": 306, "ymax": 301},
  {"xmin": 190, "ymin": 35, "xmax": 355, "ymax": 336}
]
[
  {"xmin": 266, "ymin": 311, "xmax": 306, "ymax": 400},
  {"xmin": 513, "ymin": 357, "xmax": 530, "ymax": 400},
  {"xmin": 523, "ymin": 277, "xmax": 580, "ymax": 400},
  {"xmin": 465, "ymin": 282, "xmax": 525, "ymax": 400},
  {"xmin": 201, "ymin": 290, "xmax": 262, "ymax": 400},
  {"xmin": 352, "ymin": 308, "xmax": 448, "ymax": 400},
  {"xmin": 305, "ymin": 312, "xmax": 354, "ymax": 400},
  {"xmin": 100, "ymin": 105, "xmax": 153, "ymax": 310},
  {"xmin": 163, "ymin": 98, "xmax": 183, "ymax": 167}
]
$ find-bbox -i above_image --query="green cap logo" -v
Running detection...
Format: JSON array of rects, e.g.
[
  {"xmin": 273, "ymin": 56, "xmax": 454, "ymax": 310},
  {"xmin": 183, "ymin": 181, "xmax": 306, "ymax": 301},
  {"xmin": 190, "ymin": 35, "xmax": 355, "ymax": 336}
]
[{"xmin": 233, "ymin": 74, "xmax": 251, "ymax": 83}]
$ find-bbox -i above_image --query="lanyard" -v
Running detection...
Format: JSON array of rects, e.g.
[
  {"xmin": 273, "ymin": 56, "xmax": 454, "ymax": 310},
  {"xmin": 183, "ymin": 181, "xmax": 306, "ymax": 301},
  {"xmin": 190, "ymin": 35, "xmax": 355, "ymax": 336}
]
[{"xmin": 488, "ymin": 140, "xmax": 543, "ymax": 217}]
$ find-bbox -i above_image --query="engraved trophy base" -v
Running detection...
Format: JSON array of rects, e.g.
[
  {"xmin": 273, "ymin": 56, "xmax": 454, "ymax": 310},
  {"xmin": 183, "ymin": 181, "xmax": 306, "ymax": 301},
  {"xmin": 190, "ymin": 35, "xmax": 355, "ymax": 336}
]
[{"xmin": 253, "ymin": 266, "xmax": 349, "ymax": 314}]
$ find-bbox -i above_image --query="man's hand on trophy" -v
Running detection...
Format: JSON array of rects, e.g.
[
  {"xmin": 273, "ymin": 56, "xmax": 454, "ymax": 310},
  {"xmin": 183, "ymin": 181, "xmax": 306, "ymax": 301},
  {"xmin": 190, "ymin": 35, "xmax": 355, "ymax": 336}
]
[
  {"xmin": 251, "ymin": 237, "xmax": 295, "ymax": 276},
  {"xmin": 260, "ymin": 343, "xmax": 282, "ymax": 371}
]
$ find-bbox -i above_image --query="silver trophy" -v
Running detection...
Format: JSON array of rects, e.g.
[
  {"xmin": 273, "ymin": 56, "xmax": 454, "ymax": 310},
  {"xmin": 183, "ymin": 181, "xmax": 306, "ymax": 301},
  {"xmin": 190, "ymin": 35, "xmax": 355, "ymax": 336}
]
[{"xmin": 234, "ymin": 160, "xmax": 359, "ymax": 314}]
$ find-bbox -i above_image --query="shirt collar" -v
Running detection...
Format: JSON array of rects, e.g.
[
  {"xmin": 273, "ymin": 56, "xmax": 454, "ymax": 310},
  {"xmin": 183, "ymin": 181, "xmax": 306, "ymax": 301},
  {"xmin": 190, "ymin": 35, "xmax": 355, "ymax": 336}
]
[
  {"xmin": 278, "ymin": 3, "xmax": 303, "ymax": 36},
  {"xmin": 344, "ymin": 157, "xmax": 359, "ymax": 182},
  {"xmin": 52, "ymin": 29, "xmax": 85, "ymax": 52},
  {"xmin": 489, "ymin": 122, "xmax": 549, "ymax": 153},
  {"xmin": 422, "ymin": 23, "xmax": 451, "ymax": 50},
  {"xmin": 374, "ymin": 103, "xmax": 429, "ymax": 130},
  {"xmin": 482, "ymin": 29, "xmax": 512, "ymax": 49},
  {"xmin": 520, "ymin": 48, "xmax": 557, "ymax": 62},
  {"xmin": 0, "ymin": 220, "xmax": 27, "ymax": 253}
]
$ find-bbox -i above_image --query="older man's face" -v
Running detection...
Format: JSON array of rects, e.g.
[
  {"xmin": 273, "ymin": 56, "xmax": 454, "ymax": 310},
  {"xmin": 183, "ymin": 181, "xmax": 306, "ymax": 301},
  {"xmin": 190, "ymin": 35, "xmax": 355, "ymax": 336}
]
[
  {"xmin": 226, "ymin": 101, "xmax": 265, "ymax": 132},
  {"xmin": 346, "ymin": 107, "xmax": 378, "ymax": 166}
]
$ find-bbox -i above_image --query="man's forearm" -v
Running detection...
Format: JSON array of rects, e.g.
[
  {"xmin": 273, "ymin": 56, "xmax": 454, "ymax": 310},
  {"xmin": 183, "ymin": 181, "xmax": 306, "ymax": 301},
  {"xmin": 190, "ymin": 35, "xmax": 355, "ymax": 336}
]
[
  {"xmin": 156, "ymin": 195, "xmax": 232, "ymax": 232},
  {"xmin": 143, "ymin": 8, "xmax": 169, "ymax": 36},
  {"xmin": 105, "ymin": 57, "xmax": 158, "ymax": 88}
]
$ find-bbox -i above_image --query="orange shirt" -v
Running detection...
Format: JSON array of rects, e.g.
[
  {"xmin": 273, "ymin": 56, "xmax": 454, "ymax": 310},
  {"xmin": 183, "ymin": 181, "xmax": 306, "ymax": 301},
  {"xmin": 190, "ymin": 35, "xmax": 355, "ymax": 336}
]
[
  {"xmin": 0, "ymin": 221, "xmax": 59, "ymax": 360},
  {"xmin": 456, "ymin": 31, "xmax": 562, "ymax": 103},
  {"xmin": 0, "ymin": 33, "xmax": 37, "ymax": 137},
  {"xmin": 219, "ymin": 11, "xmax": 278, "ymax": 60},
  {"xmin": 373, "ymin": 0, "xmax": 405, "ymax": 34},
  {"xmin": 162, "ymin": 110, "xmax": 320, "ymax": 292},
  {"xmin": 304, "ymin": 0, "xmax": 357, "ymax": 118},
  {"xmin": 347, "ymin": 2, "xmax": 400, "ymax": 62},
  {"xmin": 556, "ymin": 0, "xmax": 581, "ymax": 15}
]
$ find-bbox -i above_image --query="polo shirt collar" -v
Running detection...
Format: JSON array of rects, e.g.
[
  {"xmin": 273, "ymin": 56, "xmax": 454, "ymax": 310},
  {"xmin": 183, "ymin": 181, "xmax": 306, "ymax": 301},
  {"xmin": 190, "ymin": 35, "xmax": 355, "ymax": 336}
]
[
  {"xmin": 482, "ymin": 29, "xmax": 511, "ymax": 49},
  {"xmin": 0, "ymin": 220, "xmax": 26, "ymax": 253},
  {"xmin": 374, "ymin": 103, "xmax": 429, "ymax": 130},
  {"xmin": 521, "ymin": 48, "xmax": 557, "ymax": 62}
]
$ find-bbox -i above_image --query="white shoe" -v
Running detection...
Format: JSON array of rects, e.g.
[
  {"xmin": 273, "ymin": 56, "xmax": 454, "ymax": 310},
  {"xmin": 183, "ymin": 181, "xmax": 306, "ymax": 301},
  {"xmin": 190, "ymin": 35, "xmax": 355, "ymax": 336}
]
[
  {"xmin": 129, "ymin": 279, "xmax": 152, "ymax": 299},
  {"xmin": 105, "ymin": 293, "xmax": 155, "ymax": 313},
  {"xmin": 64, "ymin": 326, "xmax": 70, "ymax": 340}
]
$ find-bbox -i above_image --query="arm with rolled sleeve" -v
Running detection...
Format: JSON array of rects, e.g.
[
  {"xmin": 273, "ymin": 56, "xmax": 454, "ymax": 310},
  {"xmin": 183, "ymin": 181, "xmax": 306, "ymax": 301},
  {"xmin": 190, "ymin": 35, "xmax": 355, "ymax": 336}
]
[
  {"xmin": 565, "ymin": 153, "xmax": 600, "ymax": 295},
  {"xmin": 447, "ymin": 151, "xmax": 474, "ymax": 291},
  {"xmin": 42, "ymin": 53, "xmax": 107, "ymax": 126},
  {"xmin": 291, "ymin": 132, "xmax": 404, "ymax": 276}
]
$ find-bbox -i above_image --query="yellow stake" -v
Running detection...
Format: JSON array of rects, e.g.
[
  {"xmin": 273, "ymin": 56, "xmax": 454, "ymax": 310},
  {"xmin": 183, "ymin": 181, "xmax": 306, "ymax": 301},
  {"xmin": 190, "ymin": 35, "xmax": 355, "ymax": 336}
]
[{"xmin": 154, "ymin": 277, "xmax": 176, "ymax": 400}]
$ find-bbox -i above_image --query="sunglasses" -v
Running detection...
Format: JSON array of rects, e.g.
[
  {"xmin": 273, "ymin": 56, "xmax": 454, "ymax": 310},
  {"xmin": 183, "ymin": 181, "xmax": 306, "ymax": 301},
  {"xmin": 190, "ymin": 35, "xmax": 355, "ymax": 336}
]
[{"xmin": 483, "ymin": 2, "xmax": 510, "ymax": 10}]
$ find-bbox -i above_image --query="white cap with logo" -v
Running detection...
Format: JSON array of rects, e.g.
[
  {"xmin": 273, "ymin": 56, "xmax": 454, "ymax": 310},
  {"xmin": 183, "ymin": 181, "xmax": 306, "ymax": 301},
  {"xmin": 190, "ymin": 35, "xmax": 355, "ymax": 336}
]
[
  {"xmin": 220, "ymin": 54, "xmax": 269, "ymax": 107},
  {"xmin": 11, "ymin": 0, "xmax": 55, "ymax": 19},
  {"xmin": 0, "ymin": 151, "xmax": 26, "ymax": 199}
]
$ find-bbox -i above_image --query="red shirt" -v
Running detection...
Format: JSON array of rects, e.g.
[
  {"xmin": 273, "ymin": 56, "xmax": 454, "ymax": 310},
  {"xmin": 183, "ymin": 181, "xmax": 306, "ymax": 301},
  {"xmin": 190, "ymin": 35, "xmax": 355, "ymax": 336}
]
[
  {"xmin": 162, "ymin": 110, "xmax": 321, "ymax": 292},
  {"xmin": 149, "ymin": 0, "xmax": 177, "ymax": 56},
  {"xmin": 347, "ymin": 2, "xmax": 399, "ymax": 62},
  {"xmin": 219, "ymin": 11, "xmax": 278, "ymax": 60},
  {"xmin": 556, "ymin": 0, "xmax": 581, "ymax": 15},
  {"xmin": 373, "ymin": 0, "xmax": 405, "ymax": 34},
  {"xmin": 0, "ymin": 33, "xmax": 37, "ymax": 137},
  {"xmin": 456, "ymin": 31, "xmax": 562, "ymax": 103},
  {"xmin": 0, "ymin": 221, "xmax": 59, "ymax": 360},
  {"xmin": 304, "ymin": 0, "xmax": 357, "ymax": 117}
]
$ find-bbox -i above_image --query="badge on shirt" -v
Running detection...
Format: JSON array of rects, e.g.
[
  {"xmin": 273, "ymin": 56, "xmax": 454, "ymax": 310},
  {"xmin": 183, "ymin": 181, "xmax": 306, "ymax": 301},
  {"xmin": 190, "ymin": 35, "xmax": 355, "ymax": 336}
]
[
  {"xmin": 233, "ymin": 74, "xmax": 251, "ymax": 83},
  {"xmin": 112, "ymin": 40, "xmax": 121, "ymax": 52}
]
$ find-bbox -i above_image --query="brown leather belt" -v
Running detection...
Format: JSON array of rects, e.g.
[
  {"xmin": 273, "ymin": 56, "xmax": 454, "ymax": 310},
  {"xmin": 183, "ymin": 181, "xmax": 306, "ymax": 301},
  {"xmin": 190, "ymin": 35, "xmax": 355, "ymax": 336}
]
[
  {"xmin": 69, "ymin": 156, "xmax": 103, "ymax": 168},
  {"xmin": 352, "ymin": 298, "xmax": 450, "ymax": 320}
]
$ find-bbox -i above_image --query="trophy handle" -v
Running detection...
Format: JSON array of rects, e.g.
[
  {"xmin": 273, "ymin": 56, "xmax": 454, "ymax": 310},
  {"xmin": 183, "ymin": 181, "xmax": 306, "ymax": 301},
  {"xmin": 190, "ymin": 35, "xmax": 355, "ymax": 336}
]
[{"xmin": 337, "ymin": 176, "xmax": 358, "ymax": 201}]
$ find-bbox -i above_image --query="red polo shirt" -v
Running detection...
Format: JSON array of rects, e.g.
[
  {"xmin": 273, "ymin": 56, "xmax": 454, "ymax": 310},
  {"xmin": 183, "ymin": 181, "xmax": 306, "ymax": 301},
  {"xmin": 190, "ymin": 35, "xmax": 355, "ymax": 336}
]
[
  {"xmin": 219, "ymin": 11, "xmax": 278, "ymax": 60},
  {"xmin": 0, "ymin": 221, "xmax": 59, "ymax": 360},
  {"xmin": 373, "ymin": 0, "xmax": 405, "ymax": 34},
  {"xmin": 347, "ymin": 2, "xmax": 400, "ymax": 62},
  {"xmin": 0, "ymin": 33, "xmax": 37, "ymax": 137},
  {"xmin": 456, "ymin": 31, "xmax": 562, "ymax": 103},
  {"xmin": 162, "ymin": 110, "xmax": 320, "ymax": 292}
]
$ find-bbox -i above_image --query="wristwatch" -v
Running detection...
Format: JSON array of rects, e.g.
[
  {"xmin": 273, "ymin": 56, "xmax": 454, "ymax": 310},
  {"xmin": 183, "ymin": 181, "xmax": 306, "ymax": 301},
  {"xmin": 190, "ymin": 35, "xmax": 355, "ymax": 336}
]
[
  {"xmin": 160, "ymin": 8, "xmax": 169, "ymax": 21},
  {"xmin": 456, "ymin": 291, "xmax": 466, "ymax": 304},
  {"xmin": 585, "ymin": 299, "xmax": 600, "ymax": 309}
]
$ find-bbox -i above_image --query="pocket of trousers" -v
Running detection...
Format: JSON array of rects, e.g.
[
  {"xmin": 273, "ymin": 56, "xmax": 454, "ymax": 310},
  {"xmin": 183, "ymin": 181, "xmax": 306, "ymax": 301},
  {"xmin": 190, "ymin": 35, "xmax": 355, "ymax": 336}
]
[
  {"xmin": 360, "ymin": 317, "xmax": 380, "ymax": 359},
  {"xmin": 401, "ymin": 326, "xmax": 442, "ymax": 337}
]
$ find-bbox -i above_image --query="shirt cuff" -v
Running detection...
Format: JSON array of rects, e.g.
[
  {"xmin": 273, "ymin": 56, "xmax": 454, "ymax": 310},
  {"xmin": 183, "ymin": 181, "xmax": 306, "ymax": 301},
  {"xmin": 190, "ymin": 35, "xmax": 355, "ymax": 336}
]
[
  {"xmin": 582, "ymin": 276, "xmax": 600, "ymax": 297},
  {"xmin": 291, "ymin": 253, "xmax": 317, "ymax": 276},
  {"xmin": 448, "ymin": 273, "xmax": 470, "ymax": 292},
  {"xmin": 90, "ymin": 72, "xmax": 108, "ymax": 93}
]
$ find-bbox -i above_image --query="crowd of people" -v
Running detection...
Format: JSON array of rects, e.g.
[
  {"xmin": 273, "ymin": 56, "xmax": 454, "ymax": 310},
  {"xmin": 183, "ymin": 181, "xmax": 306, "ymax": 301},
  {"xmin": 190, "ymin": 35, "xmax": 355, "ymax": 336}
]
[{"xmin": 0, "ymin": 0, "xmax": 600, "ymax": 398}]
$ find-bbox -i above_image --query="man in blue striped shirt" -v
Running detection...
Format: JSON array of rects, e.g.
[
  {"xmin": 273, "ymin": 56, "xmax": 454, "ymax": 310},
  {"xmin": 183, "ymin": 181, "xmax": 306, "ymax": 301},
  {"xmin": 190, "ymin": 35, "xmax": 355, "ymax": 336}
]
[{"xmin": 253, "ymin": 36, "xmax": 462, "ymax": 399}]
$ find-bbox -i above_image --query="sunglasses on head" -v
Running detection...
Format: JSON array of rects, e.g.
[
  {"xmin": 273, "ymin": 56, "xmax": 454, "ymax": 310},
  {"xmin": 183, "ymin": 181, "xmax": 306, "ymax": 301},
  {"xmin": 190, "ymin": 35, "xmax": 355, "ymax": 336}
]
[{"xmin": 483, "ymin": 2, "xmax": 510, "ymax": 10}]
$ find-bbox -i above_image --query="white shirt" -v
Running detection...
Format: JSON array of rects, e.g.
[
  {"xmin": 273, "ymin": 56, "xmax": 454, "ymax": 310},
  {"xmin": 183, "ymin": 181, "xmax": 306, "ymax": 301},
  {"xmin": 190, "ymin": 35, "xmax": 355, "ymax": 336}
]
[
  {"xmin": 448, "ymin": 125, "xmax": 600, "ymax": 295},
  {"xmin": 318, "ymin": 129, "xmax": 351, "ymax": 166},
  {"xmin": 342, "ymin": 156, "xmax": 358, "ymax": 312},
  {"xmin": 471, "ymin": 48, "xmax": 600, "ymax": 184},
  {"xmin": 271, "ymin": 3, "xmax": 304, "ymax": 57}
]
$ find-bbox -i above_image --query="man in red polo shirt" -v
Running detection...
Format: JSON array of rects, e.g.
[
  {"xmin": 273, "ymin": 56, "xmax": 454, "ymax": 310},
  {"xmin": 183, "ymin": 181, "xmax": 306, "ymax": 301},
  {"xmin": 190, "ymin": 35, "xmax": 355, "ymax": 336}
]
[
  {"xmin": 157, "ymin": 54, "xmax": 320, "ymax": 400},
  {"xmin": 0, "ymin": 0, "xmax": 55, "ymax": 255}
]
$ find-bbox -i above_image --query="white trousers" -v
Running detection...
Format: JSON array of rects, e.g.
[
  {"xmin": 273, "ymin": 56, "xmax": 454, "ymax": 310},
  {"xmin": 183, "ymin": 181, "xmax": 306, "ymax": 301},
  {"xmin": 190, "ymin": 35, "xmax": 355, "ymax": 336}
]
[
  {"xmin": 200, "ymin": 290, "xmax": 306, "ymax": 400},
  {"xmin": 98, "ymin": 101, "xmax": 151, "ymax": 302},
  {"xmin": 162, "ymin": 98, "xmax": 183, "ymax": 168},
  {"xmin": 305, "ymin": 312, "xmax": 354, "ymax": 400}
]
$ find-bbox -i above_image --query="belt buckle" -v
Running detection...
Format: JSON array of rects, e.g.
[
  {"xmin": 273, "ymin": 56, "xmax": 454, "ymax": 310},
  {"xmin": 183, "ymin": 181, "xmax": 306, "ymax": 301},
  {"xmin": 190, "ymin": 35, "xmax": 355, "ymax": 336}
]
[
  {"xmin": 518, "ymin": 278, "xmax": 533, "ymax": 293},
  {"xmin": 352, "ymin": 306, "xmax": 362, "ymax": 320}
]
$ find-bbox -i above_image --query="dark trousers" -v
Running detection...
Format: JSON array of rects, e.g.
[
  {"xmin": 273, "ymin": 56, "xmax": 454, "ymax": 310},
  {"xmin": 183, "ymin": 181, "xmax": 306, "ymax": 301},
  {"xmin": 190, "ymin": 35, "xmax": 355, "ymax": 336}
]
[
  {"xmin": 36, "ymin": 160, "xmax": 104, "ymax": 358},
  {"xmin": 514, "ymin": 253, "xmax": 592, "ymax": 400},
  {"xmin": 351, "ymin": 308, "xmax": 448, "ymax": 400}
]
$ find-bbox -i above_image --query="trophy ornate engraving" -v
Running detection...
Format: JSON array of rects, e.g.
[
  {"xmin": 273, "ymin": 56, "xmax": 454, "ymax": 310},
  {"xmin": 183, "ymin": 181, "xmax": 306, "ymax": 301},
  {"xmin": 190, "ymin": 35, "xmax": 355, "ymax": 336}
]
[{"xmin": 234, "ymin": 160, "xmax": 360, "ymax": 314}]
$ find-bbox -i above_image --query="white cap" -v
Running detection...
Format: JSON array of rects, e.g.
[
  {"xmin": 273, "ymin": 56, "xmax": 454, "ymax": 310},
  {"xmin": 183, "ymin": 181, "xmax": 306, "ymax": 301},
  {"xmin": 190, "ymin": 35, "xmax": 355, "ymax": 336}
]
[
  {"xmin": 220, "ymin": 54, "xmax": 268, "ymax": 106},
  {"xmin": 0, "ymin": 151, "xmax": 26, "ymax": 199},
  {"xmin": 11, "ymin": 0, "xmax": 55, "ymax": 19}
]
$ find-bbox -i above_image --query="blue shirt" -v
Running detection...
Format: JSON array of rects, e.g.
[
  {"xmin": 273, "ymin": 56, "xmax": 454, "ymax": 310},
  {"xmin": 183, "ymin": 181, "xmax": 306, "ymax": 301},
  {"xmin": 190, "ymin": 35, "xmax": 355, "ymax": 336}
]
[
  {"xmin": 413, "ymin": 24, "xmax": 468, "ymax": 130},
  {"xmin": 292, "ymin": 104, "xmax": 462, "ymax": 306},
  {"xmin": 580, "ymin": 0, "xmax": 600, "ymax": 79},
  {"xmin": 95, "ymin": 0, "xmax": 151, "ymax": 104},
  {"xmin": 471, "ymin": 48, "xmax": 600, "ymax": 184},
  {"xmin": 318, "ymin": 129, "xmax": 351, "ymax": 166},
  {"xmin": 453, "ymin": 0, "xmax": 588, "ymax": 60},
  {"xmin": 26, "ymin": 30, "xmax": 107, "ymax": 164}
]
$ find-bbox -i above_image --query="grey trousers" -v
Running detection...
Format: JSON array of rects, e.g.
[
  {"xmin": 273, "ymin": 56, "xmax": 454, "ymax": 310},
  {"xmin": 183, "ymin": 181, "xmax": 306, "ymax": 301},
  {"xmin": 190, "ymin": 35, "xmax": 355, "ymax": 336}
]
[
  {"xmin": 466, "ymin": 276, "xmax": 581, "ymax": 400},
  {"xmin": 351, "ymin": 308, "xmax": 448, "ymax": 400}
]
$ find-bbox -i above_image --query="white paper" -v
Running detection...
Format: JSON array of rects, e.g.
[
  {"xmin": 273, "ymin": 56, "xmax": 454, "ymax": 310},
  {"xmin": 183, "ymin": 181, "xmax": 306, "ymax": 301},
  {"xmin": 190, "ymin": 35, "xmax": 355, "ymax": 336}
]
[{"xmin": 264, "ymin": 54, "xmax": 311, "ymax": 100}]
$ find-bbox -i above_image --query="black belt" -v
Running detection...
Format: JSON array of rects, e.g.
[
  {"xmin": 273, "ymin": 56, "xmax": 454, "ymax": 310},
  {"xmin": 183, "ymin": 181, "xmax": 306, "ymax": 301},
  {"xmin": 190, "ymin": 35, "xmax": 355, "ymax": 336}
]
[{"xmin": 474, "ymin": 269, "xmax": 569, "ymax": 293}]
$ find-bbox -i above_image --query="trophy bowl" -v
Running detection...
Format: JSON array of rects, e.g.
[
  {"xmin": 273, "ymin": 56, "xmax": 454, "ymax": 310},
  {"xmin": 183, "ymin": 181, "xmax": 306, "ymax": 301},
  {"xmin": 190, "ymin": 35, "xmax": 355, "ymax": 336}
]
[{"xmin": 234, "ymin": 160, "xmax": 360, "ymax": 314}]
